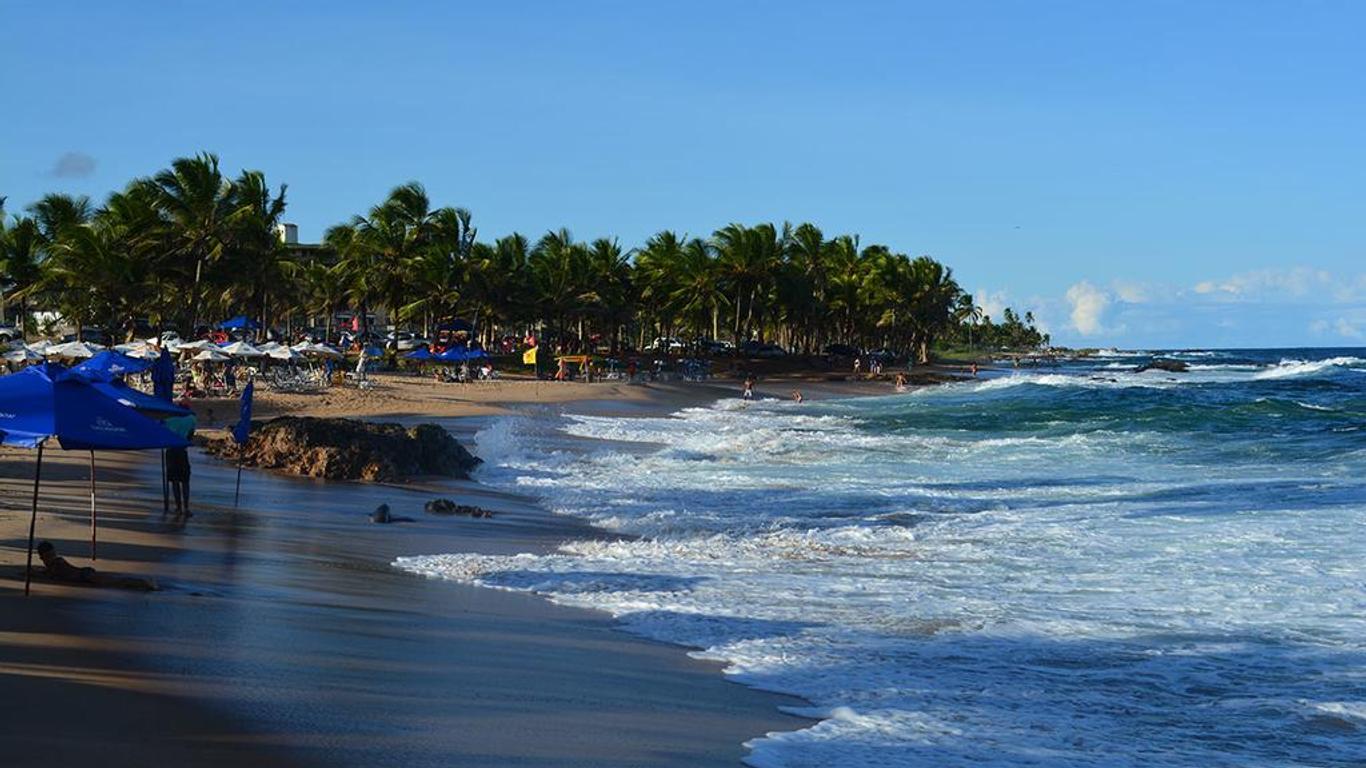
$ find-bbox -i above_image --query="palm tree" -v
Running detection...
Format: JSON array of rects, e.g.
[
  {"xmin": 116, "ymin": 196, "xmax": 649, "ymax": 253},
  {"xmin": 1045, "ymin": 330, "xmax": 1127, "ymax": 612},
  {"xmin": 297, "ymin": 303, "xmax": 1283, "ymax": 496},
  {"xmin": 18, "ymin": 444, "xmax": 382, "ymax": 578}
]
[
  {"xmin": 151, "ymin": 152, "xmax": 236, "ymax": 328},
  {"xmin": 955, "ymin": 293, "xmax": 983, "ymax": 350}
]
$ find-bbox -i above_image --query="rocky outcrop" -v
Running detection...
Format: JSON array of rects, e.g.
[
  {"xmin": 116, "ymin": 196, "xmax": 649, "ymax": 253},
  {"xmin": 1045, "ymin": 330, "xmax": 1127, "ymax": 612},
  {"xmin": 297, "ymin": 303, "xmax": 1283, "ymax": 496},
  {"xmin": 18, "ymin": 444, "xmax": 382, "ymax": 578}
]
[
  {"xmin": 206, "ymin": 417, "xmax": 481, "ymax": 482},
  {"xmin": 424, "ymin": 498, "xmax": 494, "ymax": 518},
  {"xmin": 1134, "ymin": 358, "xmax": 1189, "ymax": 373}
]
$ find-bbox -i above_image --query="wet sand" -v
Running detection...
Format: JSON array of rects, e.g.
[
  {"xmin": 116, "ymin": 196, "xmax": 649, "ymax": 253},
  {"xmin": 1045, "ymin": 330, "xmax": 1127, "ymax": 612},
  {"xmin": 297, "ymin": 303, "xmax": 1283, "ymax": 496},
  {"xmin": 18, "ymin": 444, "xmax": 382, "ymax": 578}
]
[{"xmin": 0, "ymin": 380, "xmax": 891, "ymax": 766}]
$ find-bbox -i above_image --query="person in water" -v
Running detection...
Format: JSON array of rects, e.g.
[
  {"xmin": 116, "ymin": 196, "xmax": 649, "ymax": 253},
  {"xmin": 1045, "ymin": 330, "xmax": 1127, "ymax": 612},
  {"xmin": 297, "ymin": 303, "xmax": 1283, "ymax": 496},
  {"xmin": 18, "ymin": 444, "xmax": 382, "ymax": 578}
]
[
  {"xmin": 894, "ymin": 372, "xmax": 908, "ymax": 392},
  {"xmin": 791, "ymin": 389, "xmax": 804, "ymax": 403},
  {"xmin": 36, "ymin": 541, "xmax": 157, "ymax": 590},
  {"xmin": 971, "ymin": 362, "xmax": 979, "ymax": 377},
  {"xmin": 742, "ymin": 374, "xmax": 756, "ymax": 400}
]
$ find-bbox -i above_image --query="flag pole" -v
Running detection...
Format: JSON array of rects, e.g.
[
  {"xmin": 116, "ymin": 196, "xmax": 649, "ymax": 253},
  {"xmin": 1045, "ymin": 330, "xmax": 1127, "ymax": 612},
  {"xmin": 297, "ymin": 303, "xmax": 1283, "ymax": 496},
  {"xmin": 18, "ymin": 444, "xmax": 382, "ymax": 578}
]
[
  {"xmin": 161, "ymin": 449, "xmax": 170, "ymax": 516},
  {"xmin": 24, "ymin": 442, "xmax": 46, "ymax": 597},
  {"xmin": 234, "ymin": 442, "xmax": 244, "ymax": 508}
]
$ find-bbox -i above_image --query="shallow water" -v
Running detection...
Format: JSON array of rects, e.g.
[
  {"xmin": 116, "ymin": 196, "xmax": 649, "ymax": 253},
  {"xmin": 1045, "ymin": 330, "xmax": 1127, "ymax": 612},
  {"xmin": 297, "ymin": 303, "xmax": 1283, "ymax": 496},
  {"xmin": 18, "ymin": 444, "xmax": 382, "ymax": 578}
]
[{"xmin": 397, "ymin": 348, "xmax": 1366, "ymax": 767}]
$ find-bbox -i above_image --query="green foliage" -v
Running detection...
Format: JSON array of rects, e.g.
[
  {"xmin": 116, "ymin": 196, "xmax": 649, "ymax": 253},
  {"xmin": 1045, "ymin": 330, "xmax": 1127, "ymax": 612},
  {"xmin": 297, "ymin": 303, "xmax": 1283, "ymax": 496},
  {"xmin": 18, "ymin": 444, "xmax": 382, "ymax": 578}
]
[{"xmin": 1, "ymin": 153, "xmax": 1049, "ymax": 359}]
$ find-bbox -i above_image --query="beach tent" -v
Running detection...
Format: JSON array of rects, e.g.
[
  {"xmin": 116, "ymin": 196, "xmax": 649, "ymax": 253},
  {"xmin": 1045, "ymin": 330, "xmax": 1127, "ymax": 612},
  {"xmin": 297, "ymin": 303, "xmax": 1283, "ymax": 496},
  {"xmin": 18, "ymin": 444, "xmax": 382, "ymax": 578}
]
[
  {"xmin": 404, "ymin": 347, "xmax": 433, "ymax": 360},
  {"xmin": 88, "ymin": 379, "xmax": 192, "ymax": 418},
  {"xmin": 0, "ymin": 363, "xmax": 188, "ymax": 594},
  {"xmin": 72, "ymin": 349, "xmax": 154, "ymax": 379},
  {"xmin": 218, "ymin": 315, "xmax": 260, "ymax": 330},
  {"xmin": 219, "ymin": 341, "xmax": 264, "ymax": 357},
  {"xmin": 435, "ymin": 347, "xmax": 469, "ymax": 363}
]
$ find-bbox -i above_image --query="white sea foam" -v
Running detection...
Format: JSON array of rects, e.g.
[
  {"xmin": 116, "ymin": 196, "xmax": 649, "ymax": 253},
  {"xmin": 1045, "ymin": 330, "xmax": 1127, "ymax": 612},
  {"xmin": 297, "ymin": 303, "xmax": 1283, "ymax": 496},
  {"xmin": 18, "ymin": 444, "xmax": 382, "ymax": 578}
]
[
  {"xmin": 400, "ymin": 356, "xmax": 1366, "ymax": 767},
  {"xmin": 1253, "ymin": 356, "xmax": 1366, "ymax": 379}
]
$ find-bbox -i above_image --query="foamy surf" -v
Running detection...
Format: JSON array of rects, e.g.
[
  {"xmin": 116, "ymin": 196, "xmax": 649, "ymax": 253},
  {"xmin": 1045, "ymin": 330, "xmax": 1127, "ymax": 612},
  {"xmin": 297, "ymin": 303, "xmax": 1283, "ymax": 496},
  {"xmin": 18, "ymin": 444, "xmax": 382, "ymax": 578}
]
[{"xmin": 397, "ymin": 347, "xmax": 1366, "ymax": 767}]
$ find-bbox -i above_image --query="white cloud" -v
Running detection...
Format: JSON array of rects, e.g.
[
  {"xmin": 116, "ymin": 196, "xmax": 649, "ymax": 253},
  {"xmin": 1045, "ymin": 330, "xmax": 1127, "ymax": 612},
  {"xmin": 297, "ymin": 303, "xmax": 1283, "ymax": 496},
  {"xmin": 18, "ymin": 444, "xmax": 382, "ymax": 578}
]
[
  {"xmin": 1065, "ymin": 281, "xmax": 1110, "ymax": 336},
  {"xmin": 1111, "ymin": 280, "xmax": 1149, "ymax": 304},
  {"xmin": 973, "ymin": 288, "xmax": 1010, "ymax": 325},
  {"xmin": 1335, "ymin": 317, "xmax": 1363, "ymax": 339},
  {"xmin": 1191, "ymin": 267, "xmax": 1359, "ymax": 302}
]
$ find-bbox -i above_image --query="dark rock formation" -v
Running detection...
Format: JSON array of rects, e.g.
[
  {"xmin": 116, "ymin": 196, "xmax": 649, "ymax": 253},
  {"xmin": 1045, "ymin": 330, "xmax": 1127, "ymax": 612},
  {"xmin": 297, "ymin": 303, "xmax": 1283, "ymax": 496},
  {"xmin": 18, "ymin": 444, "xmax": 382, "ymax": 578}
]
[
  {"xmin": 424, "ymin": 498, "xmax": 494, "ymax": 518},
  {"xmin": 206, "ymin": 417, "xmax": 481, "ymax": 482},
  {"xmin": 1134, "ymin": 358, "xmax": 1189, "ymax": 373}
]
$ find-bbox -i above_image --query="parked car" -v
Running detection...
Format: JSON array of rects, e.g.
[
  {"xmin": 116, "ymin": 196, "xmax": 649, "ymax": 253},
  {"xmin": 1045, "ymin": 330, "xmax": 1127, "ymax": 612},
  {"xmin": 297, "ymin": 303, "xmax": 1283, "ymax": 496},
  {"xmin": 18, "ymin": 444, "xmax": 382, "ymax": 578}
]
[
  {"xmin": 823, "ymin": 343, "xmax": 860, "ymax": 357},
  {"xmin": 386, "ymin": 331, "xmax": 430, "ymax": 351},
  {"xmin": 742, "ymin": 341, "xmax": 787, "ymax": 357},
  {"xmin": 0, "ymin": 324, "xmax": 19, "ymax": 343},
  {"xmin": 62, "ymin": 326, "xmax": 109, "ymax": 345},
  {"xmin": 698, "ymin": 338, "xmax": 735, "ymax": 354},
  {"xmin": 649, "ymin": 337, "xmax": 686, "ymax": 352}
]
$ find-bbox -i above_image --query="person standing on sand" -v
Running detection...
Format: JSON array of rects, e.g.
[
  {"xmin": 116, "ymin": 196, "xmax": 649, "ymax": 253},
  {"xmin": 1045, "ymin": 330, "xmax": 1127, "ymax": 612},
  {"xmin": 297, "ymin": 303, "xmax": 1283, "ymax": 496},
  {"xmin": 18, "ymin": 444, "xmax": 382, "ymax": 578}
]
[
  {"xmin": 555, "ymin": 358, "xmax": 569, "ymax": 381},
  {"xmin": 164, "ymin": 403, "xmax": 197, "ymax": 520},
  {"xmin": 853, "ymin": 357, "xmax": 862, "ymax": 376}
]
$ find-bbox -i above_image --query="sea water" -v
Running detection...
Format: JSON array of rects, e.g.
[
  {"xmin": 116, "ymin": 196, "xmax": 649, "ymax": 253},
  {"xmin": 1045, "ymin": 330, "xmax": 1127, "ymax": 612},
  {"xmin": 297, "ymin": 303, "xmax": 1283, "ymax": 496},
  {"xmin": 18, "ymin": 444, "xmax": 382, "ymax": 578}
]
[{"xmin": 396, "ymin": 348, "xmax": 1366, "ymax": 767}]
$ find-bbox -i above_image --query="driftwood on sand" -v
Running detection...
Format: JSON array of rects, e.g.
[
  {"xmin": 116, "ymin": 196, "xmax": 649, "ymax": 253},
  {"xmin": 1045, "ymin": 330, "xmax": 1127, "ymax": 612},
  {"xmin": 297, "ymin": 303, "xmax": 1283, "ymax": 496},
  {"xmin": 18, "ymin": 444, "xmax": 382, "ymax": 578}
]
[{"xmin": 206, "ymin": 416, "xmax": 481, "ymax": 482}]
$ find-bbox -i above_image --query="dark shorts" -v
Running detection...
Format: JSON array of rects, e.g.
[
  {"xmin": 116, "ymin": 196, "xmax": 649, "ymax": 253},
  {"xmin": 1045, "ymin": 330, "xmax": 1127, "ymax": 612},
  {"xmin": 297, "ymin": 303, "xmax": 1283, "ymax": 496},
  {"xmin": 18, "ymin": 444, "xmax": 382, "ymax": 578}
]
[{"xmin": 166, "ymin": 448, "xmax": 191, "ymax": 481}]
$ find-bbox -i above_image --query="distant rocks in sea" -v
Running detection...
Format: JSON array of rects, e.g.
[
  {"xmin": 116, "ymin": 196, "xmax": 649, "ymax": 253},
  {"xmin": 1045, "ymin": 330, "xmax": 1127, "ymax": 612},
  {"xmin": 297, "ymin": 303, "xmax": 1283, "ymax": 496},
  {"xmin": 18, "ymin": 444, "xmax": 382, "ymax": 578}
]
[
  {"xmin": 206, "ymin": 416, "xmax": 481, "ymax": 482},
  {"xmin": 1134, "ymin": 358, "xmax": 1189, "ymax": 373}
]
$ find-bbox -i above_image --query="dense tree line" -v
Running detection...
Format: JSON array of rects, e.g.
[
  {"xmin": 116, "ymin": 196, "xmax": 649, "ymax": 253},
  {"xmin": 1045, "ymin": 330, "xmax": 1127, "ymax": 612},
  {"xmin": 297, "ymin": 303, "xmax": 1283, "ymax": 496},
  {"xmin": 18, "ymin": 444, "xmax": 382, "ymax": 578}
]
[{"xmin": 1, "ymin": 153, "xmax": 1047, "ymax": 360}]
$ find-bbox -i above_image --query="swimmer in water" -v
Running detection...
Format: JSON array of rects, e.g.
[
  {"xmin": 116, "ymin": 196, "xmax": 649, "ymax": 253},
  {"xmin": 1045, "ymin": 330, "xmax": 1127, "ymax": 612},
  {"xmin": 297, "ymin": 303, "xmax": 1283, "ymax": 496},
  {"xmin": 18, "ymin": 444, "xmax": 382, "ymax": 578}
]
[
  {"xmin": 894, "ymin": 372, "xmax": 908, "ymax": 392},
  {"xmin": 791, "ymin": 389, "xmax": 803, "ymax": 403}
]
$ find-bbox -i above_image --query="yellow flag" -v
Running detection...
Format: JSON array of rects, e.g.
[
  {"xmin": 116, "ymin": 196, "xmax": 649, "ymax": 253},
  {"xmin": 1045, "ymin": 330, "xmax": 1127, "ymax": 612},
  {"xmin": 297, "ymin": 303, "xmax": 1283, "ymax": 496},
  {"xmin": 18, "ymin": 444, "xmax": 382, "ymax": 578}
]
[{"xmin": 523, "ymin": 346, "xmax": 537, "ymax": 365}]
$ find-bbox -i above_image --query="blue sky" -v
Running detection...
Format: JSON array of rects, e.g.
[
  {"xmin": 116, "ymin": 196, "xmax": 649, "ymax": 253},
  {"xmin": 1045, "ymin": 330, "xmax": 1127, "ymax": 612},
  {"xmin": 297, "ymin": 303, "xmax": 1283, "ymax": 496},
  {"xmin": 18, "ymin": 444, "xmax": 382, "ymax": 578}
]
[{"xmin": 3, "ymin": 1, "xmax": 1363, "ymax": 348}]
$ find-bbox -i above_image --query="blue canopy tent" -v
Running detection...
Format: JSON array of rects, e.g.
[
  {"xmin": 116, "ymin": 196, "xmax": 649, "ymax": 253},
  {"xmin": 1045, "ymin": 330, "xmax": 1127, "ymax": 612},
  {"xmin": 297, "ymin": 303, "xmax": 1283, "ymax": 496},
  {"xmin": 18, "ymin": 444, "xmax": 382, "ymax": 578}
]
[
  {"xmin": 435, "ymin": 347, "xmax": 468, "ymax": 363},
  {"xmin": 218, "ymin": 315, "xmax": 260, "ymax": 330},
  {"xmin": 71, "ymin": 349, "xmax": 154, "ymax": 379},
  {"xmin": 404, "ymin": 347, "xmax": 433, "ymax": 361},
  {"xmin": 0, "ymin": 363, "xmax": 188, "ymax": 594}
]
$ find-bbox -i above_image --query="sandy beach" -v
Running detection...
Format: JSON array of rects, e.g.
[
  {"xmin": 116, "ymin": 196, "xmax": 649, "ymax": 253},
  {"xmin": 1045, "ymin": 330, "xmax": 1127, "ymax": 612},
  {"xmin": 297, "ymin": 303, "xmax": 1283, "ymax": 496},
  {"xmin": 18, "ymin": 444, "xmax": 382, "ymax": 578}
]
[{"xmin": 0, "ymin": 376, "xmax": 900, "ymax": 767}]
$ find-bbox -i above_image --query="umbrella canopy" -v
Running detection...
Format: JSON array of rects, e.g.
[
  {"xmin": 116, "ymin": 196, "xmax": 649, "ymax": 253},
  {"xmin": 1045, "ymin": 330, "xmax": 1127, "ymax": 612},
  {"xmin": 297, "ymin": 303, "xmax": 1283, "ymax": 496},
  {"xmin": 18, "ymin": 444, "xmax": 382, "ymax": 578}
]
[
  {"xmin": 72, "ymin": 350, "xmax": 154, "ymax": 379},
  {"xmin": 219, "ymin": 341, "xmax": 264, "ymax": 357},
  {"xmin": 3, "ymin": 347, "xmax": 44, "ymax": 363},
  {"xmin": 89, "ymin": 379, "xmax": 192, "ymax": 417},
  {"xmin": 299, "ymin": 342, "xmax": 343, "ymax": 358},
  {"xmin": 25, "ymin": 340, "xmax": 53, "ymax": 353},
  {"xmin": 114, "ymin": 341, "xmax": 161, "ymax": 360},
  {"xmin": 0, "ymin": 364, "xmax": 188, "ymax": 450},
  {"xmin": 435, "ymin": 347, "xmax": 468, "ymax": 362},
  {"xmin": 404, "ymin": 347, "xmax": 434, "ymax": 360},
  {"xmin": 173, "ymin": 339, "xmax": 212, "ymax": 352},
  {"xmin": 218, "ymin": 315, "xmax": 260, "ymax": 330},
  {"xmin": 267, "ymin": 346, "xmax": 303, "ymax": 361},
  {"xmin": 257, "ymin": 341, "xmax": 282, "ymax": 352},
  {"xmin": 45, "ymin": 341, "xmax": 103, "ymax": 359},
  {"xmin": 192, "ymin": 348, "xmax": 232, "ymax": 362}
]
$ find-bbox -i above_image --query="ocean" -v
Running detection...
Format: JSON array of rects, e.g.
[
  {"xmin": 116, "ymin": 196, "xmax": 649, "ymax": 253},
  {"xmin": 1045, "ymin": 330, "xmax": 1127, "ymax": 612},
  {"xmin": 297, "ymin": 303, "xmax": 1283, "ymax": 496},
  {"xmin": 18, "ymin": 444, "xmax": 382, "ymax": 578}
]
[{"xmin": 397, "ymin": 348, "xmax": 1366, "ymax": 767}]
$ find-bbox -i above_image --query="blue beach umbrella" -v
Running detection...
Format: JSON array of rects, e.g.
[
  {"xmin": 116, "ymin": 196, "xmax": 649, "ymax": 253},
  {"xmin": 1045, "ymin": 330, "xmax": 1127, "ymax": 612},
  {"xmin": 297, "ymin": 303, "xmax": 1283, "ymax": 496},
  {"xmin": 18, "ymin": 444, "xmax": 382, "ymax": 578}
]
[
  {"xmin": 0, "ymin": 363, "xmax": 189, "ymax": 593},
  {"xmin": 151, "ymin": 348, "xmax": 176, "ymax": 402},
  {"xmin": 436, "ymin": 346, "xmax": 468, "ymax": 363},
  {"xmin": 218, "ymin": 315, "xmax": 260, "ymax": 330},
  {"xmin": 71, "ymin": 349, "xmax": 154, "ymax": 379},
  {"xmin": 404, "ymin": 347, "xmax": 433, "ymax": 360}
]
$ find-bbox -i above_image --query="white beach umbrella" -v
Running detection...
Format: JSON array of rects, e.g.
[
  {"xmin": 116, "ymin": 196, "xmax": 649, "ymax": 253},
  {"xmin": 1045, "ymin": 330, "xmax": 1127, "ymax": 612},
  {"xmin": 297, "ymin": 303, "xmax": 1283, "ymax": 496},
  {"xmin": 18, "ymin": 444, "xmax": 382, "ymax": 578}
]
[
  {"xmin": 174, "ymin": 339, "xmax": 212, "ymax": 352},
  {"xmin": 3, "ymin": 347, "xmax": 44, "ymax": 363},
  {"xmin": 267, "ymin": 346, "xmax": 303, "ymax": 361},
  {"xmin": 220, "ymin": 341, "xmax": 264, "ymax": 357},
  {"xmin": 257, "ymin": 341, "xmax": 282, "ymax": 352},
  {"xmin": 299, "ymin": 342, "xmax": 343, "ymax": 358},
  {"xmin": 46, "ymin": 341, "xmax": 103, "ymax": 359},
  {"xmin": 114, "ymin": 341, "xmax": 161, "ymax": 360},
  {"xmin": 192, "ymin": 348, "xmax": 232, "ymax": 362},
  {"xmin": 25, "ymin": 340, "xmax": 53, "ymax": 353}
]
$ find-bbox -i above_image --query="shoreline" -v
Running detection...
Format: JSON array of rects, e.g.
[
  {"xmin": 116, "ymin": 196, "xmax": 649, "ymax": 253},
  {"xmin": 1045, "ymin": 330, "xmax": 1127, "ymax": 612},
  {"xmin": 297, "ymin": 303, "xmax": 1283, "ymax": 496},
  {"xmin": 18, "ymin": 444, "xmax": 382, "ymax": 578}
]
[{"xmin": 0, "ymin": 374, "xmax": 925, "ymax": 766}]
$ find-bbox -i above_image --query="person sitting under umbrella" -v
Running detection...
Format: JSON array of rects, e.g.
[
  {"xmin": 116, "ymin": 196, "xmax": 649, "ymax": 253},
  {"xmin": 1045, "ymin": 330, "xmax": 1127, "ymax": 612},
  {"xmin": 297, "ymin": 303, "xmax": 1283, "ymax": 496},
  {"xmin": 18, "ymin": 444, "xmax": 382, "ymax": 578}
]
[{"xmin": 36, "ymin": 541, "xmax": 157, "ymax": 590}]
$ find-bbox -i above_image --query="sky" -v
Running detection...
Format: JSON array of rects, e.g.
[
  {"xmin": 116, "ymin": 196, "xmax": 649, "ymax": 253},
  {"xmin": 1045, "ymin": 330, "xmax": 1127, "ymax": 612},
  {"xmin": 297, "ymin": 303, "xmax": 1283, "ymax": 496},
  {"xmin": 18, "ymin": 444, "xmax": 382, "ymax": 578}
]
[{"xmin": 2, "ymin": 0, "xmax": 1363, "ymax": 348}]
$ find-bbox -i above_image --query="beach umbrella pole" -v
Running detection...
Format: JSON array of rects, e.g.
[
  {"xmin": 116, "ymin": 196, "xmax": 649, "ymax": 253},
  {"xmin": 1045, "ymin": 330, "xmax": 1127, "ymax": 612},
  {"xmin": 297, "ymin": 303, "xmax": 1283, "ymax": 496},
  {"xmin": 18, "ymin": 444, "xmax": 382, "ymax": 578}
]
[
  {"xmin": 161, "ymin": 450, "xmax": 170, "ymax": 515},
  {"xmin": 89, "ymin": 451, "xmax": 98, "ymax": 560},
  {"xmin": 23, "ymin": 443, "xmax": 45, "ymax": 596}
]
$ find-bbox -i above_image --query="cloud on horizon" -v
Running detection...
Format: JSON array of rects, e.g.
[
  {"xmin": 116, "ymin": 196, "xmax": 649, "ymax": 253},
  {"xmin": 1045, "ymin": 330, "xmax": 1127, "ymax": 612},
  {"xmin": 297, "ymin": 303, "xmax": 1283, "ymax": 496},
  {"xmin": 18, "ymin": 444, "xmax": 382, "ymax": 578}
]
[{"xmin": 50, "ymin": 151, "xmax": 97, "ymax": 179}]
